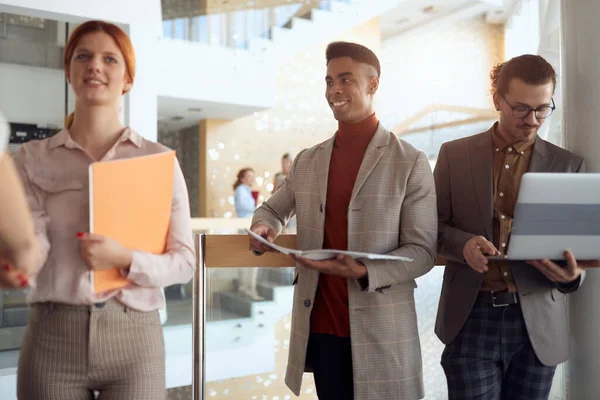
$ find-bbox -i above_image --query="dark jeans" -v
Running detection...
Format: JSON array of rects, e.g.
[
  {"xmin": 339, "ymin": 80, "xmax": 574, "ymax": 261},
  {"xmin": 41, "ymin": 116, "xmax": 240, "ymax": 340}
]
[{"xmin": 306, "ymin": 333, "xmax": 354, "ymax": 400}]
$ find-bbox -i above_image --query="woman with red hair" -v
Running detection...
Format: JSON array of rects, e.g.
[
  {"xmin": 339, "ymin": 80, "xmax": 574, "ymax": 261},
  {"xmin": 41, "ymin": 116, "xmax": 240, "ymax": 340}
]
[{"xmin": 14, "ymin": 20, "xmax": 194, "ymax": 399}]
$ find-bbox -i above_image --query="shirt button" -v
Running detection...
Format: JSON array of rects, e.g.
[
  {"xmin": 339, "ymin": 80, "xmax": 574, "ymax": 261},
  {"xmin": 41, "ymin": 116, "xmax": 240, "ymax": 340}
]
[
  {"xmin": 499, "ymin": 192, "xmax": 504, "ymax": 197},
  {"xmin": 304, "ymin": 299, "xmax": 311, "ymax": 308},
  {"xmin": 508, "ymin": 147, "xmax": 513, "ymax": 152},
  {"xmin": 505, "ymin": 164, "xmax": 510, "ymax": 169},
  {"xmin": 503, "ymin": 272, "xmax": 508, "ymax": 277},
  {"xmin": 520, "ymin": 151, "xmax": 525, "ymax": 155},
  {"xmin": 501, "ymin": 215, "xmax": 506, "ymax": 219},
  {"xmin": 495, "ymin": 148, "xmax": 500, "ymax": 152},
  {"xmin": 502, "ymin": 243, "xmax": 506, "ymax": 247}
]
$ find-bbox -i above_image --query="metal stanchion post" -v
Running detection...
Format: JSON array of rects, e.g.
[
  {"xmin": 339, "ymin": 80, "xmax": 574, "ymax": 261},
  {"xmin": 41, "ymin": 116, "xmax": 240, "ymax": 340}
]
[{"xmin": 192, "ymin": 234, "xmax": 206, "ymax": 400}]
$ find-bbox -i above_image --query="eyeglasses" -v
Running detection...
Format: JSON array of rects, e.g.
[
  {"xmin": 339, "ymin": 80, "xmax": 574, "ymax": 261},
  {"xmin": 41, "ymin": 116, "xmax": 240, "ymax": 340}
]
[{"xmin": 501, "ymin": 94, "xmax": 555, "ymax": 119}]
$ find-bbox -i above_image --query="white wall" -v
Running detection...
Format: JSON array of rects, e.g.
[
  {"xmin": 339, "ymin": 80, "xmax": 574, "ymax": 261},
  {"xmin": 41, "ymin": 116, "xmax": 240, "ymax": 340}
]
[
  {"xmin": 0, "ymin": 0, "xmax": 163, "ymax": 140},
  {"xmin": 156, "ymin": 39, "xmax": 276, "ymax": 109},
  {"xmin": 0, "ymin": 63, "xmax": 65, "ymax": 127}
]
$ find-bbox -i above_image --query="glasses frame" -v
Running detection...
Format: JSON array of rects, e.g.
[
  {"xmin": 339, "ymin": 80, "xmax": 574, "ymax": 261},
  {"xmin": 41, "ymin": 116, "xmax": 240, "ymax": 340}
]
[{"xmin": 500, "ymin": 94, "xmax": 556, "ymax": 120}]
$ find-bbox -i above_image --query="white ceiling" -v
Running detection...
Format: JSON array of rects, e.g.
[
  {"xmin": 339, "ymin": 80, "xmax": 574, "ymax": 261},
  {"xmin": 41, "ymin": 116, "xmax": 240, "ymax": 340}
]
[
  {"xmin": 157, "ymin": 96, "xmax": 267, "ymax": 131},
  {"xmin": 380, "ymin": 0, "xmax": 514, "ymax": 42}
]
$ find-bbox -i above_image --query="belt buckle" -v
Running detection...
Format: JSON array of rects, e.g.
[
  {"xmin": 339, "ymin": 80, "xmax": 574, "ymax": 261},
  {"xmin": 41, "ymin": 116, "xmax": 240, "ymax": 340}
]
[{"xmin": 491, "ymin": 291, "xmax": 516, "ymax": 307}]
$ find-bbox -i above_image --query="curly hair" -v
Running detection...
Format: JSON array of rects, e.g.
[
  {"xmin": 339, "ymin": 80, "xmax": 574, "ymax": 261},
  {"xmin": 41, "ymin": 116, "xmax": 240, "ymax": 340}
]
[{"xmin": 490, "ymin": 54, "xmax": 556, "ymax": 97}]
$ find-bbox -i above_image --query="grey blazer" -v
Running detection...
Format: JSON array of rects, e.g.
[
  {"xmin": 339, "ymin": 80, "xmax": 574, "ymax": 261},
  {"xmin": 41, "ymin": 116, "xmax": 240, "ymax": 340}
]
[
  {"xmin": 252, "ymin": 124, "xmax": 437, "ymax": 400},
  {"xmin": 434, "ymin": 127, "xmax": 585, "ymax": 366}
]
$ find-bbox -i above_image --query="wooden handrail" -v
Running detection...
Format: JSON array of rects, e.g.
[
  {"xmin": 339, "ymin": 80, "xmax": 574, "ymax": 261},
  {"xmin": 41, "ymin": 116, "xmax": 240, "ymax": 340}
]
[
  {"xmin": 202, "ymin": 234, "xmax": 446, "ymax": 268},
  {"xmin": 190, "ymin": 217, "xmax": 252, "ymax": 231}
]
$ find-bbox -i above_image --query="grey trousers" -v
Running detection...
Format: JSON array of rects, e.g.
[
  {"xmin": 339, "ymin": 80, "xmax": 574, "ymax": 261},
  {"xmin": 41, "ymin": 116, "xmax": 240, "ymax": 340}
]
[{"xmin": 17, "ymin": 298, "xmax": 165, "ymax": 400}]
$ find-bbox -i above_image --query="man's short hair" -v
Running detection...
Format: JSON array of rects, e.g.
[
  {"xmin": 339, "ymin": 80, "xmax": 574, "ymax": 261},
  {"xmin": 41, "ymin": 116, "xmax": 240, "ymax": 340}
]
[
  {"xmin": 326, "ymin": 41, "xmax": 381, "ymax": 78},
  {"xmin": 491, "ymin": 54, "xmax": 556, "ymax": 96}
]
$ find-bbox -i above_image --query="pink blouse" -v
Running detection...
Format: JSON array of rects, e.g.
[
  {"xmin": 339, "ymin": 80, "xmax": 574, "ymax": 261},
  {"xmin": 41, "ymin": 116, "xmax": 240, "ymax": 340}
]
[{"xmin": 14, "ymin": 128, "xmax": 195, "ymax": 311}]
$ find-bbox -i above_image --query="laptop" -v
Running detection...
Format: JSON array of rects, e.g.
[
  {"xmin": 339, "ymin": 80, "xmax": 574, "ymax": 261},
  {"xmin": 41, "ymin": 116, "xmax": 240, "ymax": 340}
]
[{"xmin": 491, "ymin": 172, "xmax": 600, "ymax": 260}]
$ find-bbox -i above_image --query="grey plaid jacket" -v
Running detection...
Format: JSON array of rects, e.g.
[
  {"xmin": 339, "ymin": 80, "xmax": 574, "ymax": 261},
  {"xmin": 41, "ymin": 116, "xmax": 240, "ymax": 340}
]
[{"xmin": 252, "ymin": 123, "xmax": 437, "ymax": 400}]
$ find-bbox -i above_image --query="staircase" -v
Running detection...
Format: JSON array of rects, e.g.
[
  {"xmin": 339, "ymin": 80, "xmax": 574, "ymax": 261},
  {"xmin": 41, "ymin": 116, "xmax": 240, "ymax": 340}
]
[
  {"xmin": 212, "ymin": 267, "xmax": 294, "ymax": 320},
  {"xmin": 205, "ymin": 267, "xmax": 295, "ymax": 381},
  {"xmin": 248, "ymin": 0, "xmax": 409, "ymax": 64}
]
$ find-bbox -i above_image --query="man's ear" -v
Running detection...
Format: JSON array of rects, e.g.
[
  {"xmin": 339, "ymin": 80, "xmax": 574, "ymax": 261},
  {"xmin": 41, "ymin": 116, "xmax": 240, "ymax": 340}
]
[
  {"xmin": 493, "ymin": 92, "xmax": 501, "ymax": 111},
  {"xmin": 369, "ymin": 75, "xmax": 380, "ymax": 95}
]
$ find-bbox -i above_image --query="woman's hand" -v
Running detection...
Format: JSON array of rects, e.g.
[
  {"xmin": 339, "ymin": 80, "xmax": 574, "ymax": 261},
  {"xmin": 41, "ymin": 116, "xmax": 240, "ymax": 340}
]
[
  {"xmin": 78, "ymin": 232, "xmax": 132, "ymax": 271},
  {"xmin": 0, "ymin": 263, "xmax": 29, "ymax": 289},
  {"xmin": 0, "ymin": 239, "xmax": 42, "ymax": 288}
]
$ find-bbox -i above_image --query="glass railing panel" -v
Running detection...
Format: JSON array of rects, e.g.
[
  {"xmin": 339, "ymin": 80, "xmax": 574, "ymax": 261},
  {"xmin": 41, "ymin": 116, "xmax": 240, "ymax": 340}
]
[{"xmin": 204, "ymin": 265, "xmax": 317, "ymax": 399}]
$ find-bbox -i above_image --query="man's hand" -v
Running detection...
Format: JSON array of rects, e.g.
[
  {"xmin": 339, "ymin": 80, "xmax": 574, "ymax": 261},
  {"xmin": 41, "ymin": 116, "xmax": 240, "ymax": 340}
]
[
  {"xmin": 78, "ymin": 233, "xmax": 132, "ymax": 271},
  {"xmin": 527, "ymin": 250, "xmax": 600, "ymax": 283},
  {"xmin": 248, "ymin": 223, "xmax": 278, "ymax": 255},
  {"xmin": 291, "ymin": 253, "xmax": 367, "ymax": 279},
  {"xmin": 462, "ymin": 236, "xmax": 500, "ymax": 273}
]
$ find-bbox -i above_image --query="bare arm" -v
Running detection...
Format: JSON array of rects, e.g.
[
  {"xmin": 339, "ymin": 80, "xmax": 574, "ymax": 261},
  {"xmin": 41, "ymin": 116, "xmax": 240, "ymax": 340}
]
[{"xmin": 0, "ymin": 151, "xmax": 40, "ymax": 287}]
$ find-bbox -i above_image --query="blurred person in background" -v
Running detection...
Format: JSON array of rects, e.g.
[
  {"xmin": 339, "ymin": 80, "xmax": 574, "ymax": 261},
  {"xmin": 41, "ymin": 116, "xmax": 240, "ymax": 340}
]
[
  {"xmin": 234, "ymin": 167, "xmax": 256, "ymax": 218},
  {"xmin": 272, "ymin": 153, "xmax": 292, "ymax": 194},
  {"xmin": 234, "ymin": 167, "xmax": 263, "ymax": 300}
]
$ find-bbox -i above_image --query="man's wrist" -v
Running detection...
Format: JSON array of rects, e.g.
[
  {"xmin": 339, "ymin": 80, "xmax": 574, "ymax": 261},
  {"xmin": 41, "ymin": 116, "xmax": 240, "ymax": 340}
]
[{"xmin": 355, "ymin": 262, "xmax": 368, "ymax": 279}]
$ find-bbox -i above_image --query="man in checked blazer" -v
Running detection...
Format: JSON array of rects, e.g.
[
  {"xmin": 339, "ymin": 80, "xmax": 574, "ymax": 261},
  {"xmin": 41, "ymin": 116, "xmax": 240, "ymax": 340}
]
[
  {"xmin": 249, "ymin": 41, "xmax": 437, "ymax": 400},
  {"xmin": 435, "ymin": 54, "xmax": 600, "ymax": 400}
]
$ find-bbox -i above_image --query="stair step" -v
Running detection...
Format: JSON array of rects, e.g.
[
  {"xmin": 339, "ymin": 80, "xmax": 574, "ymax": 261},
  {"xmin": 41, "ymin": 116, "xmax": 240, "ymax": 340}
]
[
  {"xmin": 330, "ymin": 1, "xmax": 353, "ymax": 14},
  {"xmin": 270, "ymin": 25, "xmax": 293, "ymax": 42},
  {"xmin": 256, "ymin": 281, "xmax": 291, "ymax": 300},
  {"xmin": 291, "ymin": 17, "xmax": 312, "ymax": 31},
  {"xmin": 248, "ymin": 37, "xmax": 271, "ymax": 52},
  {"xmin": 262, "ymin": 267, "xmax": 295, "ymax": 285},
  {"xmin": 216, "ymin": 291, "xmax": 271, "ymax": 317},
  {"xmin": 298, "ymin": 10, "xmax": 313, "ymax": 20},
  {"xmin": 206, "ymin": 306, "xmax": 247, "ymax": 322}
]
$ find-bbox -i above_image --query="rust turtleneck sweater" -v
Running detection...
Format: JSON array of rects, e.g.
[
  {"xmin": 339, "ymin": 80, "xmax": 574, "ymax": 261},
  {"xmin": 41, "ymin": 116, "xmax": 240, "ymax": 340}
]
[{"xmin": 310, "ymin": 112, "xmax": 379, "ymax": 337}]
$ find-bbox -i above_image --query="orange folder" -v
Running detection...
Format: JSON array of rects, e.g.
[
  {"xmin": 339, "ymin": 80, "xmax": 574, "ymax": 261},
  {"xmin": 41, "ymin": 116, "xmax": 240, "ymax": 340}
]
[{"xmin": 89, "ymin": 151, "xmax": 175, "ymax": 293}]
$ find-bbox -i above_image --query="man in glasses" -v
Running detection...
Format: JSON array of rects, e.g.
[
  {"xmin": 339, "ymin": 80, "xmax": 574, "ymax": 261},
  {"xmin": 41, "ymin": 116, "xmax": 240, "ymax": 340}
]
[{"xmin": 434, "ymin": 54, "xmax": 596, "ymax": 399}]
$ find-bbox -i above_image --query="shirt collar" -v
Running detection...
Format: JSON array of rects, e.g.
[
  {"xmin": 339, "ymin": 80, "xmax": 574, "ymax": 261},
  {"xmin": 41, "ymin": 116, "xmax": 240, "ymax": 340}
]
[
  {"xmin": 48, "ymin": 127, "xmax": 143, "ymax": 149},
  {"xmin": 491, "ymin": 122, "xmax": 536, "ymax": 156}
]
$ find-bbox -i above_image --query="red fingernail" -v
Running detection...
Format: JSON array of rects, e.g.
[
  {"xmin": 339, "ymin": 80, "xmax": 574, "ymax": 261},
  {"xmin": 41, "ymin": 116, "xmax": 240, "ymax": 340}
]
[
  {"xmin": 2, "ymin": 264, "xmax": 12, "ymax": 271},
  {"xmin": 77, "ymin": 232, "xmax": 84, "ymax": 238},
  {"xmin": 20, "ymin": 279, "xmax": 29, "ymax": 288}
]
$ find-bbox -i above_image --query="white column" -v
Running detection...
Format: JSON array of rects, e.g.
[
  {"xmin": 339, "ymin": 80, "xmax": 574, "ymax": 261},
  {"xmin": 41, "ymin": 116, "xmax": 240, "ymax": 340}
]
[{"xmin": 561, "ymin": 1, "xmax": 600, "ymax": 399}]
